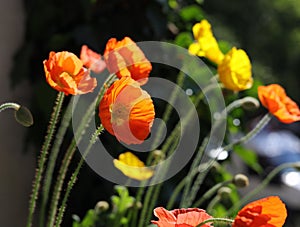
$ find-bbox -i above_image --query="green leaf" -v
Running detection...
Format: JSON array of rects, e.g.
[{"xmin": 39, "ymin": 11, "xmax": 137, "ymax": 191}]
[
  {"xmin": 234, "ymin": 145, "xmax": 263, "ymax": 173},
  {"xmin": 174, "ymin": 32, "xmax": 193, "ymax": 48},
  {"xmin": 179, "ymin": 5, "xmax": 204, "ymax": 22},
  {"xmin": 218, "ymin": 40, "xmax": 232, "ymax": 55},
  {"xmin": 111, "ymin": 185, "xmax": 135, "ymax": 213}
]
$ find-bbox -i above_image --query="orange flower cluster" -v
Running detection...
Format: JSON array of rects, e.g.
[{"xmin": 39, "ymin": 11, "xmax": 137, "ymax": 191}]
[
  {"xmin": 104, "ymin": 37, "xmax": 152, "ymax": 85},
  {"xmin": 258, "ymin": 84, "xmax": 300, "ymax": 124},
  {"xmin": 43, "ymin": 37, "xmax": 155, "ymax": 145},
  {"xmin": 152, "ymin": 196, "xmax": 287, "ymax": 227}
]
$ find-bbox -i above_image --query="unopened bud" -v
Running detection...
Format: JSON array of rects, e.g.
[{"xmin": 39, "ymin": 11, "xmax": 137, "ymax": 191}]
[
  {"xmin": 241, "ymin": 97, "xmax": 260, "ymax": 111},
  {"xmin": 95, "ymin": 201, "xmax": 109, "ymax": 213},
  {"xmin": 217, "ymin": 187, "xmax": 232, "ymax": 199},
  {"xmin": 152, "ymin": 150, "xmax": 165, "ymax": 160},
  {"xmin": 232, "ymin": 174, "xmax": 249, "ymax": 188},
  {"xmin": 134, "ymin": 201, "xmax": 142, "ymax": 209},
  {"xmin": 14, "ymin": 105, "xmax": 34, "ymax": 127}
]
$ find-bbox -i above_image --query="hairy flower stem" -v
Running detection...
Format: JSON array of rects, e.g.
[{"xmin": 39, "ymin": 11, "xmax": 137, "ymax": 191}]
[
  {"xmin": 166, "ymin": 168, "xmax": 199, "ymax": 209},
  {"xmin": 26, "ymin": 92, "xmax": 65, "ymax": 227},
  {"xmin": 0, "ymin": 102, "xmax": 20, "ymax": 112},
  {"xmin": 181, "ymin": 102, "xmax": 270, "ymax": 208},
  {"xmin": 39, "ymin": 97, "xmax": 74, "ymax": 227},
  {"xmin": 227, "ymin": 162, "xmax": 299, "ymax": 216},
  {"xmin": 223, "ymin": 113, "xmax": 272, "ymax": 151},
  {"xmin": 148, "ymin": 71, "xmax": 185, "ymax": 155},
  {"xmin": 131, "ymin": 72, "xmax": 185, "ymax": 226},
  {"xmin": 54, "ymin": 126, "xmax": 104, "ymax": 227},
  {"xmin": 46, "ymin": 74, "xmax": 116, "ymax": 227},
  {"xmin": 143, "ymin": 137, "xmax": 180, "ymax": 225},
  {"xmin": 179, "ymin": 137, "xmax": 209, "ymax": 208},
  {"xmin": 134, "ymin": 81, "xmax": 221, "ymax": 226},
  {"xmin": 196, "ymin": 217, "xmax": 234, "ymax": 227}
]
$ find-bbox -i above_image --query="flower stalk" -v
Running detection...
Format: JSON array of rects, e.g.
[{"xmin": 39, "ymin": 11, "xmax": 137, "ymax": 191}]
[{"xmin": 26, "ymin": 91, "xmax": 65, "ymax": 227}]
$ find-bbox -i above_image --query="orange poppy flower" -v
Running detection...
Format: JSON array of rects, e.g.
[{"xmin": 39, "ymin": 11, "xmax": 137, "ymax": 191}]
[
  {"xmin": 80, "ymin": 45, "xmax": 106, "ymax": 73},
  {"xmin": 233, "ymin": 196, "xmax": 287, "ymax": 227},
  {"xmin": 258, "ymin": 84, "xmax": 300, "ymax": 123},
  {"xmin": 151, "ymin": 207, "xmax": 213, "ymax": 227},
  {"xmin": 99, "ymin": 76, "xmax": 155, "ymax": 144},
  {"xmin": 103, "ymin": 37, "xmax": 152, "ymax": 85},
  {"xmin": 43, "ymin": 51, "xmax": 97, "ymax": 95}
]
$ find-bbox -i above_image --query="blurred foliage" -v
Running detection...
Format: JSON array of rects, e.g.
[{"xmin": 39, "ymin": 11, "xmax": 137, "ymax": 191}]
[{"xmin": 202, "ymin": 0, "xmax": 300, "ymax": 102}]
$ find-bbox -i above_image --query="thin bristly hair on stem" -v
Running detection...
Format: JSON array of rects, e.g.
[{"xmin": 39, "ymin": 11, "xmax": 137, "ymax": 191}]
[
  {"xmin": 26, "ymin": 92, "xmax": 65, "ymax": 227},
  {"xmin": 54, "ymin": 125, "xmax": 104, "ymax": 227},
  {"xmin": 39, "ymin": 96, "xmax": 74, "ymax": 227},
  {"xmin": 46, "ymin": 74, "xmax": 116, "ymax": 227}
]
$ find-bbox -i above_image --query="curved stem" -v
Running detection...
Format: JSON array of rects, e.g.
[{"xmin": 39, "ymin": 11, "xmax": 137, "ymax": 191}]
[
  {"xmin": 0, "ymin": 102, "xmax": 20, "ymax": 112},
  {"xmin": 223, "ymin": 113, "xmax": 272, "ymax": 151},
  {"xmin": 206, "ymin": 195, "xmax": 220, "ymax": 214},
  {"xmin": 193, "ymin": 180, "xmax": 231, "ymax": 208},
  {"xmin": 26, "ymin": 92, "xmax": 65, "ymax": 227},
  {"xmin": 54, "ymin": 126, "xmax": 104, "ymax": 227},
  {"xmin": 227, "ymin": 162, "xmax": 299, "ymax": 216},
  {"xmin": 196, "ymin": 217, "xmax": 234, "ymax": 227}
]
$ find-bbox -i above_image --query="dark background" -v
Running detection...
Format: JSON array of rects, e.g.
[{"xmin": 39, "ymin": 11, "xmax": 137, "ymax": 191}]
[{"xmin": 8, "ymin": 0, "xmax": 300, "ymax": 226}]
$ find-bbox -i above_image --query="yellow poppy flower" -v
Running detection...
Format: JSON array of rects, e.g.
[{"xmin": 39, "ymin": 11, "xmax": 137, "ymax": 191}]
[
  {"xmin": 217, "ymin": 47, "xmax": 253, "ymax": 91},
  {"xmin": 113, "ymin": 152, "xmax": 154, "ymax": 180},
  {"xmin": 188, "ymin": 19, "xmax": 224, "ymax": 65}
]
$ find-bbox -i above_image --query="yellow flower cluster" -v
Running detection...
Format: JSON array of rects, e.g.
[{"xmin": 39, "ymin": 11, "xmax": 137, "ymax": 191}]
[{"xmin": 189, "ymin": 19, "xmax": 253, "ymax": 91}]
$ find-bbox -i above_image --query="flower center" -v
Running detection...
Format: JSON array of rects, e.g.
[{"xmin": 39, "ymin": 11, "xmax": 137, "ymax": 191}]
[{"xmin": 110, "ymin": 103, "xmax": 131, "ymax": 126}]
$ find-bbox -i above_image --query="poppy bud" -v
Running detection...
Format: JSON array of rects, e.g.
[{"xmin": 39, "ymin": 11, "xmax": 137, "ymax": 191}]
[
  {"xmin": 95, "ymin": 201, "xmax": 109, "ymax": 213},
  {"xmin": 232, "ymin": 174, "xmax": 249, "ymax": 188}
]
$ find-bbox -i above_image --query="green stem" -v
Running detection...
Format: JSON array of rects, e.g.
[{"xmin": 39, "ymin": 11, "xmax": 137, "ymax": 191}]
[
  {"xmin": 196, "ymin": 217, "xmax": 234, "ymax": 227},
  {"xmin": 26, "ymin": 92, "xmax": 65, "ymax": 227},
  {"xmin": 223, "ymin": 113, "xmax": 272, "ymax": 151},
  {"xmin": 143, "ymin": 137, "xmax": 180, "ymax": 224},
  {"xmin": 227, "ymin": 162, "xmax": 299, "ymax": 216},
  {"xmin": 206, "ymin": 195, "xmax": 220, "ymax": 214},
  {"xmin": 54, "ymin": 126, "xmax": 104, "ymax": 227},
  {"xmin": 166, "ymin": 167, "xmax": 199, "ymax": 209},
  {"xmin": 46, "ymin": 99, "xmax": 95, "ymax": 227},
  {"xmin": 148, "ymin": 71, "xmax": 185, "ymax": 155},
  {"xmin": 179, "ymin": 137, "xmax": 209, "ymax": 208},
  {"xmin": 46, "ymin": 137, "xmax": 77, "ymax": 227},
  {"xmin": 180, "ymin": 99, "xmax": 265, "ymax": 208},
  {"xmin": 137, "ymin": 131, "xmax": 180, "ymax": 227},
  {"xmin": 46, "ymin": 74, "xmax": 116, "ymax": 227},
  {"xmin": 136, "ymin": 80, "xmax": 220, "ymax": 225},
  {"xmin": 193, "ymin": 180, "xmax": 231, "ymax": 208},
  {"xmin": 0, "ymin": 102, "xmax": 20, "ymax": 112},
  {"xmin": 39, "ymin": 97, "xmax": 74, "ymax": 227}
]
